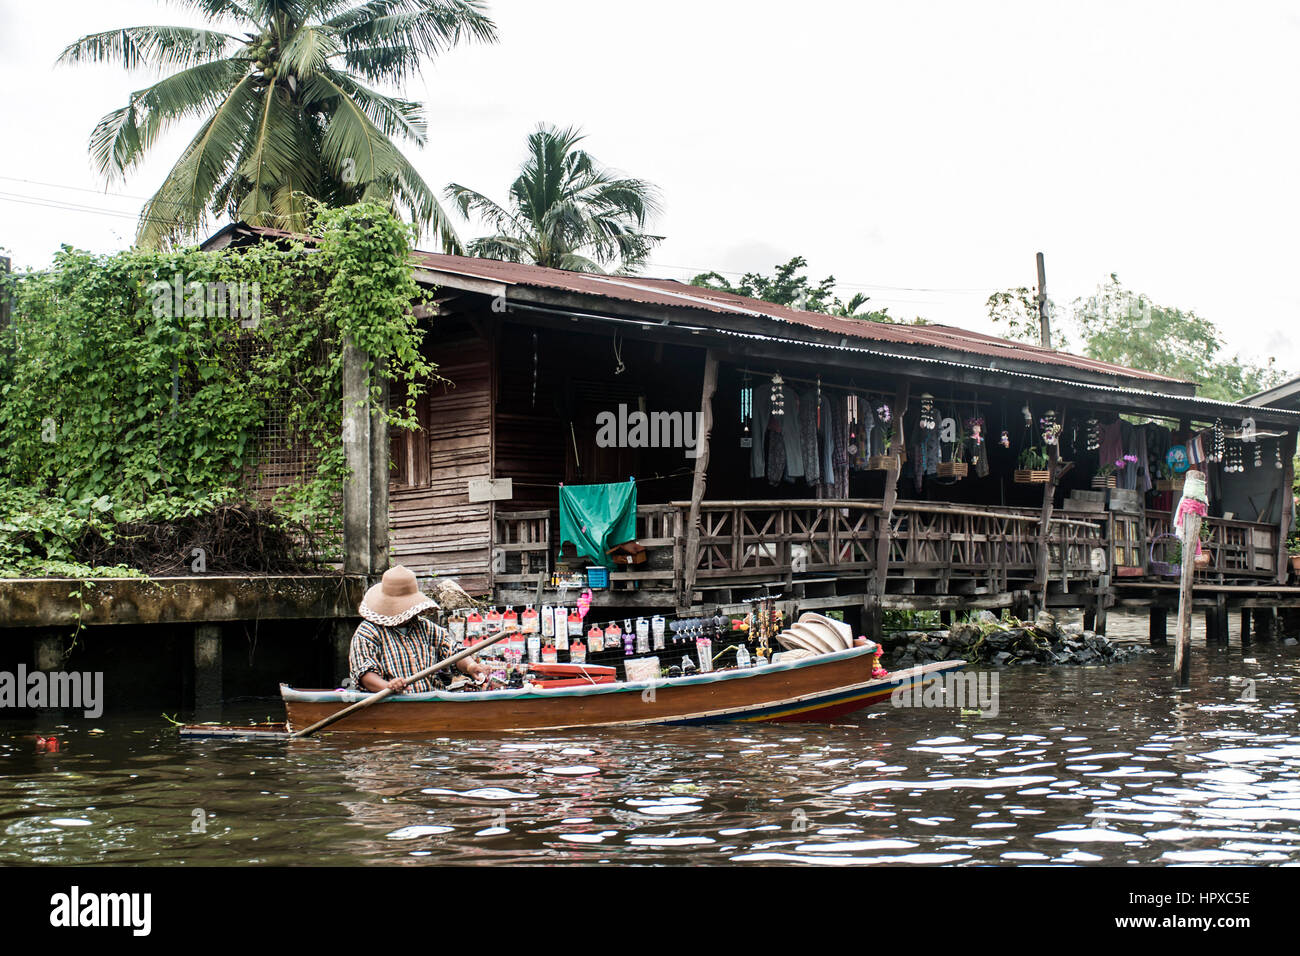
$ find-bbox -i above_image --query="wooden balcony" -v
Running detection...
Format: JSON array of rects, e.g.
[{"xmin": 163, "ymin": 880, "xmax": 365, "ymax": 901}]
[{"xmin": 492, "ymin": 497, "xmax": 1280, "ymax": 611}]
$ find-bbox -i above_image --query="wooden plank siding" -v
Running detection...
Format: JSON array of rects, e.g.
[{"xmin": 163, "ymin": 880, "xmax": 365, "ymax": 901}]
[{"xmin": 389, "ymin": 336, "xmax": 493, "ymax": 592}]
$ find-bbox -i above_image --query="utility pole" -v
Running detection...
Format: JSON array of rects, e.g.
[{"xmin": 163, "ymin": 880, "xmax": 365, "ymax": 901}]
[{"xmin": 1036, "ymin": 252, "xmax": 1052, "ymax": 350}]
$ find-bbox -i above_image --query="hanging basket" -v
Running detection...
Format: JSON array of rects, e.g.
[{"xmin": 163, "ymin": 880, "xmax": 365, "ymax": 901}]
[
  {"xmin": 1014, "ymin": 469, "xmax": 1050, "ymax": 484},
  {"xmin": 1156, "ymin": 477, "xmax": 1185, "ymax": 492},
  {"xmin": 1090, "ymin": 474, "xmax": 1117, "ymax": 490},
  {"xmin": 867, "ymin": 454, "xmax": 900, "ymax": 471},
  {"xmin": 937, "ymin": 461, "xmax": 968, "ymax": 478}
]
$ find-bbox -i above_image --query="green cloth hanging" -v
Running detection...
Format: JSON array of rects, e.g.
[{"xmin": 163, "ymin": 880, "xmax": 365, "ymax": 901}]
[{"xmin": 558, "ymin": 481, "xmax": 638, "ymax": 568}]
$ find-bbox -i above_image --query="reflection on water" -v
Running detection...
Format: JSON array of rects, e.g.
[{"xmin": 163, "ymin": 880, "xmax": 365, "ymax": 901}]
[{"xmin": 2, "ymin": 613, "xmax": 1298, "ymax": 866}]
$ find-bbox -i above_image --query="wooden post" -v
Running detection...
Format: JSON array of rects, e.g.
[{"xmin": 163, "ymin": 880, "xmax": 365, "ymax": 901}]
[
  {"xmin": 680, "ymin": 349, "xmax": 718, "ymax": 611},
  {"xmin": 1094, "ymin": 574, "xmax": 1109, "ymax": 635},
  {"xmin": 1149, "ymin": 606, "xmax": 1167, "ymax": 647},
  {"xmin": 1276, "ymin": 429, "xmax": 1296, "ymax": 585},
  {"xmin": 1240, "ymin": 608, "xmax": 1252, "ymax": 646},
  {"xmin": 1173, "ymin": 508, "xmax": 1202, "ymax": 686},
  {"xmin": 342, "ymin": 339, "xmax": 390, "ymax": 576},
  {"xmin": 1036, "ymin": 252, "xmax": 1052, "ymax": 350},
  {"xmin": 1215, "ymin": 593, "xmax": 1229, "ymax": 644},
  {"xmin": 870, "ymin": 380, "xmax": 910, "ymax": 599},
  {"xmin": 1253, "ymin": 607, "xmax": 1275, "ymax": 642},
  {"xmin": 1033, "ymin": 416, "xmax": 1068, "ymax": 609}
]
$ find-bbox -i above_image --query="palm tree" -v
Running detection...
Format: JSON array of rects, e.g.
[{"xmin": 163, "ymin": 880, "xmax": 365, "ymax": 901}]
[
  {"xmin": 59, "ymin": 0, "xmax": 497, "ymax": 250},
  {"xmin": 445, "ymin": 124, "xmax": 663, "ymax": 273}
]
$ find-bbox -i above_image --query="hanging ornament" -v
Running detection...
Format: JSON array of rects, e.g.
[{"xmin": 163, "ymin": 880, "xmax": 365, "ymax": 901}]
[
  {"xmin": 1253, "ymin": 441, "xmax": 1262, "ymax": 468},
  {"xmin": 847, "ymin": 394, "xmax": 859, "ymax": 455},
  {"xmin": 966, "ymin": 416, "xmax": 985, "ymax": 444},
  {"xmin": 1040, "ymin": 409, "xmax": 1060, "ymax": 446},
  {"xmin": 1021, "ymin": 402, "xmax": 1033, "ymax": 426},
  {"xmin": 1085, "ymin": 418, "xmax": 1101, "ymax": 452},
  {"xmin": 1000, "ymin": 430, "xmax": 1010, "ymax": 448},
  {"xmin": 740, "ymin": 373, "xmax": 753, "ymax": 449},
  {"xmin": 919, "ymin": 393, "xmax": 937, "ymax": 430},
  {"xmin": 1212, "ymin": 418, "xmax": 1226, "ymax": 462},
  {"xmin": 1225, "ymin": 439, "xmax": 1243, "ymax": 473},
  {"xmin": 770, "ymin": 372, "xmax": 785, "ymax": 418},
  {"xmin": 531, "ymin": 332, "xmax": 539, "ymax": 409},
  {"xmin": 1276, "ymin": 441, "xmax": 1284, "ymax": 469}
]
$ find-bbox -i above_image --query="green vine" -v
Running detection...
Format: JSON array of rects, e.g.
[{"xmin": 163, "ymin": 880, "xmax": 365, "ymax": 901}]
[{"xmin": 0, "ymin": 202, "xmax": 431, "ymax": 577}]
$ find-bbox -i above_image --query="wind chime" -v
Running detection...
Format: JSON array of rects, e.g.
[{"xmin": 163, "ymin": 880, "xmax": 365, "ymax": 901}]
[
  {"xmin": 919, "ymin": 393, "xmax": 937, "ymax": 430},
  {"xmin": 847, "ymin": 394, "xmax": 860, "ymax": 456},
  {"xmin": 1086, "ymin": 417, "xmax": 1101, "ymax": 452},
  {"xmin": 1253, "ymin": 441, "xmax": 1263, "ymax": 469},
  {"xmin": 740, "ymin": 373, "xmax": 753, "ymax": 448},
  {"xmin": 1276, "ymin": 441, "xmax": 1284, "ymax": 469},
  {"xmin": 1224, "ymin": 439, "xmax": 1244, "ymax": 474},
  {"xmin": 770, "ymin": 373, "xmax": 786, "ymax": 418},
  {"xmin": 1212, "ymin": 418, "xmax": 1226, "ymax": 462}
]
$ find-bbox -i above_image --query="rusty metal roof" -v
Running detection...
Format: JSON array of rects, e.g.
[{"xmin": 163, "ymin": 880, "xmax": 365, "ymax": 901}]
[{"xmin": 201, "ymin": 223, "xmax": 1187, "ymax": 385}]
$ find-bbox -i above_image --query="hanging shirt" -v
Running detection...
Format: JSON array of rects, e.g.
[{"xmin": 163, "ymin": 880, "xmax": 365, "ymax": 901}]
[
  {"xmin": 799, "ymin": 388, "xmax": 820, "ymax": 485},
  {"xmin": 780, "ymin": 390, "xmax": 805, "ymax": 480},
  {"xmin": 750, "ymin": 387, "xmax": 770, "ymax": 480}
]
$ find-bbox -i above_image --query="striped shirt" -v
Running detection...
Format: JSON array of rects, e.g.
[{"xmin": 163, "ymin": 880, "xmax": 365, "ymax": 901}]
[{"xmin": 349, "ymin": 617, "xmax": 456, "ymax": 693}]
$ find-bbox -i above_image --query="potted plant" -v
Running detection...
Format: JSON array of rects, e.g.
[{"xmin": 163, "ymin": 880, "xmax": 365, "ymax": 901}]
[
  {"xmin": 1092, "ymin": 461, "xmax": 1117, "ymax": 490},
  {"xmin": 1287, "ymin": 531, "xmax": 1300, "ymax": 575},
  {"xmin": 867, "ymin": 406, "xmax": 902, "ymax": 470},
  {"xmin": 1015, "ymin": 445, "xmax": 1050, "ymax": 483},
  {"xmin": 1155, "ymin": 461, "xmax": 1186, "ymax": 493},
  {"xmin": 938, "ymin": 431, "xmax": 969, "ymax": 478}
]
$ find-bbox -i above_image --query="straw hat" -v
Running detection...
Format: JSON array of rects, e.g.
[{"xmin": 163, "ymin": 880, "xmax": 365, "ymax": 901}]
[
  {"xmin": 359, "ymin": 566, "xmax": 439, "ymax": 626},
  {"xmin": 797, "ymin": 613, "xmax": 855, "ymax": 651}
]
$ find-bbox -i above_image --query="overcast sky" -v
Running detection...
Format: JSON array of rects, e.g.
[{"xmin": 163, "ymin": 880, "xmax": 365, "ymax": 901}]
[{"xmin": 2, "ymin": 0, "xmax": 1298, "ymax": 376}]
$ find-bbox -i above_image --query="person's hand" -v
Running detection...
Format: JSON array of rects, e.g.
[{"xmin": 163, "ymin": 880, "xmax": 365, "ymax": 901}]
[{"xmin": 387, "ymin": 676, "xmax": 407, "ymax": 693}]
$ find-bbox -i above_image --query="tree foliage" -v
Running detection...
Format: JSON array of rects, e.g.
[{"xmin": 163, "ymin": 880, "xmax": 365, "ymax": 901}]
[
  {"xmin": 60, "ymin": 0, "xmax": 498, "ymax": 250},
  {"xmin": 0, "ymin": 203, "xmax": 429, "ymax": 575},
  {"xmin": 690, "ymin": 256, "xmax": 909, "ymax": 322},
  {"xmin": 446, "ymin": 124, "xmax": 663, "ymax": 273},
  {"xmin": 986, "ymin": 274, "xmax": 1283, "ymax": 401}
]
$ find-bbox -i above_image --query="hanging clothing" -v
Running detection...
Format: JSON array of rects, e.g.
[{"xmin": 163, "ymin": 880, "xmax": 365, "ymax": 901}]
[
  {"xmin": 1133, "ymin": 425, "xmax": 1152, "ymax": 493},
  {"xmin": 833, "ymin": 394, "xmax": 850, "ymax": 494},
  {"xmin": 1099, "ymin": 421, "xmax": 1124, "ymax": 468},
  {"xmin": 799, "ymin": 388, "xmax": 820, "ymax": 485},
  {"xmin": 749, "ymin": 387, "xmax": 770, "ymax": 480},
  {"xmin": 780, "ymin": 390, "xmax": 805, "ymax": 480},
  {"xmin": 558, "ymin": 480, "xmax": 638, "ymax": 568},
  {"xmin": 765, "ymin": 418, "xmax": 786, "ymax": 487}
]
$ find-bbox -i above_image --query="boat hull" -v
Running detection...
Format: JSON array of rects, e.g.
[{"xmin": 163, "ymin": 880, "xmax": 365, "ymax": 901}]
[{"xmin": 279, "ymin": 647, "xmax": 966, "ymax": 734}]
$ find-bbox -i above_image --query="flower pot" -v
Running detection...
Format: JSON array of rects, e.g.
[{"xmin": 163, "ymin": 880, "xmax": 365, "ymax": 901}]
[
  {"xmin": 1289, "ymin": 554, "xmax": 1300, "ymax": 572},
  {"xmin": 867, "ymin": 454, "xmax": 900, "ymax": 471},
  {"xmin": 1193, "ymin": 552, "xmax": 1211, "ymax": 570},
  {"xmin": 1156, "ymin": 477, "xmax": 1185, "ymax": 492},
  {"xmin": 937, "ymin": 461, "xmax": 968, "ymax": 478},
  {"xmin": 1014, "ymin": 469, "xmax": 1050, "ymax": 484},
  {"xmin": 1091, "ymin": 474, "xmax": 1117, "ymax": 489}
]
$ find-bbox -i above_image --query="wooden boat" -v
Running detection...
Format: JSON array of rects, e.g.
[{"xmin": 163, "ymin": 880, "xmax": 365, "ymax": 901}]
[{"xmin": 180, "ymin": 647, "xmax": 965, "ymax": 738}]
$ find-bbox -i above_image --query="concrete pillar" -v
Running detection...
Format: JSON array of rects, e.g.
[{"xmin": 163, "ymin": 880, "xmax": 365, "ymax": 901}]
[
  {"xmin": 193, "ymin": 624, "xmax": 223, "ymax": 715},
  {"xmin": 34, "ymin": 632, "xmax": 66, "ymax": 671},
  {"xmin": 342, "ymin": 339, "xmax": 390, "ymax": 576},
  {"xmin": 1149, "ymin": 607, "xmax": 1167, "ymax": 647},
  {"xmin": 333, "ymin": 619, "xmax": 354, "ymax": 687}
]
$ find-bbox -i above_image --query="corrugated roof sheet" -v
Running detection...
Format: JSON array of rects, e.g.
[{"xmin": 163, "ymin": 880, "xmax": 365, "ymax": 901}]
[{"xmin": 204, "ymin": 223, "xmax": 1187, "ymax": 385}]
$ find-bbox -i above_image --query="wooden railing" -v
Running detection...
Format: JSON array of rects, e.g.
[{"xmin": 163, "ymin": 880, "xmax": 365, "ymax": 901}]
[{"xmin": 493, "ymin": 500, "xmax": 1279, "ymax": 595}]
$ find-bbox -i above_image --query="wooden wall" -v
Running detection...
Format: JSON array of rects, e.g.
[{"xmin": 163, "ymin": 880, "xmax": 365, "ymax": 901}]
[{"xmin": 389, "ymin": 333, "xmax": 493, "ymax": 593}]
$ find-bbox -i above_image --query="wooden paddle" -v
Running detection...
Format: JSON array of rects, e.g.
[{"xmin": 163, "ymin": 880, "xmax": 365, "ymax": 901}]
[{"xmin": 289, "ymin": 627, "xmax": 514, "ymax": 739}]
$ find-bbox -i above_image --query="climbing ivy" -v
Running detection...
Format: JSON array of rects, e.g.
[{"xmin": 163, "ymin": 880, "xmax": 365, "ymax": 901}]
[{"xmin": 0, "ymin": 203, "xmax": 430, "ymax": 576}]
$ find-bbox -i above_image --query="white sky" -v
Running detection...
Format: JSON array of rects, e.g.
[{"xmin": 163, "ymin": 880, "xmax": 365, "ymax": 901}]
[{"xmin": 2, "ymin": 0, "xmax": 1298, "ymax": 375}]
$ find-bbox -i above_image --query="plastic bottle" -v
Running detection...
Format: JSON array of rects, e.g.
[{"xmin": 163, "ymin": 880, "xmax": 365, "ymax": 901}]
[
  {"xmin": 696, "ymin": 635, "xmax": 713, "ymax": 673},
  {"xmin": 527, "ymin": 631, "xmax": 541, "ymax": 664},
  {"xmin": 736, "ymin": 644, "xmax": 751, "ymax": 668},
  {"xmin": 651, "ymin": 615, "xmax": 666, "ymax": 651},
  {"xmin": 555, "ymin": 607, "xmax": 570, "ymax": 651}
]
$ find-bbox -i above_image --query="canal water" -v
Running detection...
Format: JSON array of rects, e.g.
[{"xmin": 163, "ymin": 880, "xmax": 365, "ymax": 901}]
[{"xmin": 2, "ymin": 611, "xmax": 1298, "ymax": 866}]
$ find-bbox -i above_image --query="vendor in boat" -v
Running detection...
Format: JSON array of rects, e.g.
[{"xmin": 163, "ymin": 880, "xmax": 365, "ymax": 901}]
[{"xmin": 349, "ymin": 566, "xmax": 487, "ymax": 693}]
